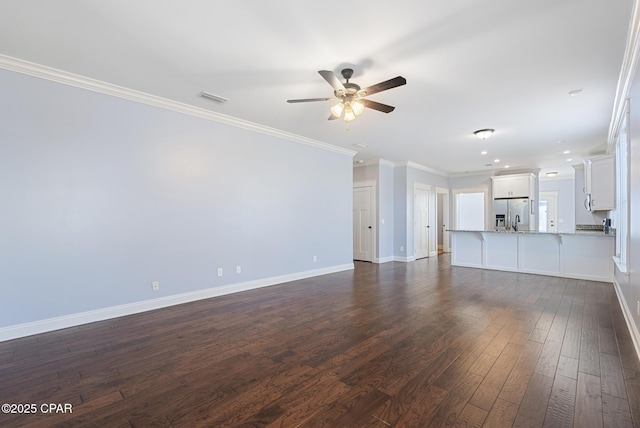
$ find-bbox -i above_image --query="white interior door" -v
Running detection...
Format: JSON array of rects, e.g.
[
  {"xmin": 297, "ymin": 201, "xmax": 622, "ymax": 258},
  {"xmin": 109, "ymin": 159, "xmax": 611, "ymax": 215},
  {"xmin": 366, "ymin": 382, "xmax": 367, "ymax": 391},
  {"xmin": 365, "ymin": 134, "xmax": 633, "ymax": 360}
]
[
  {"xmin": 353, "ymin": 186, "xmax": 374, "ymax": 262},
  {"xmin": 539, "ymin": 191, "xmax": 558, "ymax": 233},
  {"xmin": 414, "ymin": 186, "xmax": 430, "ymax": 259}
]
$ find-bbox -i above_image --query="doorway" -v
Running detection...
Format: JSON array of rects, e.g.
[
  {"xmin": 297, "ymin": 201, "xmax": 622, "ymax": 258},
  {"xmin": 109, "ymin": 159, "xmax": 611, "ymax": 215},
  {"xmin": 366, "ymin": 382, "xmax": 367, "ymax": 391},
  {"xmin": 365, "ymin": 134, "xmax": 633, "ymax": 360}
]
[
  {"xmin": 414, "ymin": 184, "xmax": 430, "ymax": 259},
  {"xmin": 453, "ymin": 189, "xmax": 487, "ymax": 231},
  {"xmin": 353, "ymin": 183, "xmax": 375, "ymax": 262},
  {"xmin": 436, "ymin": 188, "xmax": 450, "ymax": 253},
  {"xmin": 539, "ymin": 191, "xmax": 558, "ymax": 232}
]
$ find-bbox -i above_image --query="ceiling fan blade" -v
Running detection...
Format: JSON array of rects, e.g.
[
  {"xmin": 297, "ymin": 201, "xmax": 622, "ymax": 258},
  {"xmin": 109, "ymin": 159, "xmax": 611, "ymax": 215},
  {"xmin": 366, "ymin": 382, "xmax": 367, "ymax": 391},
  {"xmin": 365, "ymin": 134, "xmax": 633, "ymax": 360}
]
[
  {"xmin": 361, "ymin": 76, "xmax": 407, "ymax": 96},
  {"xmin": 328, "ymin": 113, "xmax": 339, "ymax": 120},
  {"xmin": 318, "ymin": 70, "xmax": 346, "ymax": 92},
  {"xmin": 360, "ymin": 99, "xmax": 396, "ymax": 113},
  {"xmin": 287, "ymin": 97, "xmax": 333, "ymax": 103}
]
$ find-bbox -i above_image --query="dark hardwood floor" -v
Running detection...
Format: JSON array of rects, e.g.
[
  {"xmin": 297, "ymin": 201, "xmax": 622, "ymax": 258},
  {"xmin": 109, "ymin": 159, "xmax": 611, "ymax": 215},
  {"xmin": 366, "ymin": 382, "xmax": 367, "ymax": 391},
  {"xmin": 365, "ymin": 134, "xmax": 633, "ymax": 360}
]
[{"xmin": 1, "ymin": 255, "xmax": 639, "ymax": 427}]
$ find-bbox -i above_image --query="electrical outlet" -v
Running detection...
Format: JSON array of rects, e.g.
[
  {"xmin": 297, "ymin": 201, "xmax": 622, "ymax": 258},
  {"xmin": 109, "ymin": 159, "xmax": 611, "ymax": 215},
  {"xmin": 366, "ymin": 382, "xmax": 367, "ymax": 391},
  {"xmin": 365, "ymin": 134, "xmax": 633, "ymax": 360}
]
[
  {"xmin": 400, "ymin": 246, "xmax": 404, "ymax": 252},
  {"xmin": 236, "ymin": 265, "xmax": 241, "ymax": 274},
  {"xmin": 152, "ymin": 281, "xmax": 159, "ymax": 291},
  {"xmin": 313, "ymin": 255, "xmax": 317, "ymax": 262},
  {"xmin": 217, "ymin": 268, "xmax": 223, "ymax": 277}
]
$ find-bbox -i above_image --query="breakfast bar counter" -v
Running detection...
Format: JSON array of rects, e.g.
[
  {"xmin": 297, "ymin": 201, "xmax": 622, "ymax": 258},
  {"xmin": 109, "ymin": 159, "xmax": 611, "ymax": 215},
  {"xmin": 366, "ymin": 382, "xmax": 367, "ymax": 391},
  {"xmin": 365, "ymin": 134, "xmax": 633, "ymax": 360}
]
[{"xmin": 449, "ymin": 230, "xmax": 615, "ymax": 282}]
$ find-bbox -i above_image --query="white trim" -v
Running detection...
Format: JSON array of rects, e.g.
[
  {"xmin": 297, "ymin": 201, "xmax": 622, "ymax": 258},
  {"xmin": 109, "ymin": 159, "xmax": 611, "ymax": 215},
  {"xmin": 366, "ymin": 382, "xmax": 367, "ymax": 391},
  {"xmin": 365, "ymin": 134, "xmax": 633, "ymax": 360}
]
[
  {"xmin": 613, "ymin": 277, "xmax": 640, "ymax": 365},
  {"xmin": 394, "ymin": 256, "xmax": 416, "ymax": 263},
  {"xmin": 608, "ymin": 0, "xmax": 640, "ymax": 148},
  {"xmin": 613, "ymin": 256, "xmax": 629, "ymax": 274},
  {"xmin": 397, "ymin": 161, "xmax": 449, "ymax": 177},
  {"xmin": 0, "ymin": 54, "xmax": 356, "ymax": 158},
  {"xmin": 0, "ymin": 263, "xmax": 354, "ymax": 342},
  {"xmin": 452, "ymin": 186, "xmax": 490, "ymax": 231},
  {"xmin": 353, "ymin": 180, "xmax": 377, "ymax": 188},
  {"xmin": 374, "ymin": 256, "xmax": 394, "ymax": 264}
]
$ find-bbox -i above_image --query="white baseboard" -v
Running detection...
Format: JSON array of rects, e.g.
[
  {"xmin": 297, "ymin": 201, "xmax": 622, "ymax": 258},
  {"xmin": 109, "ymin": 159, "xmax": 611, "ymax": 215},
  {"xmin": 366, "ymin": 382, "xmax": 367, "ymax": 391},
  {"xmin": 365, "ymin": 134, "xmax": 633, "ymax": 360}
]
[
  {"xmin": 613, "ymin": 277, "xmax": 640, "ymax": 365},
  {"xmin": 0, "ymin": 263, "xmax": 354, "ymax": 342},
  {"xmin": 374, "ymin": 256, "xmax": 394, "ymax": 264},
  {"xmin": 394, "ymin": 256, "xmax": 416, "ymax": 263}
]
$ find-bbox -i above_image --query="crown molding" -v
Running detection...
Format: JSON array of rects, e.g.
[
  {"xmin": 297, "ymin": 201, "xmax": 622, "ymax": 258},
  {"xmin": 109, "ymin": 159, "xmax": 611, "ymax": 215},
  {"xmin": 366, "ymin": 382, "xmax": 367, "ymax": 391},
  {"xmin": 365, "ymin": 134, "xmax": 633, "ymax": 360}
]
[
  {"xmin": 608, "ymin": 0, "xmax": 640, "ymax": 148},
  {"xmin": 353, "ymin": 158, "xmax": 396, "ymax": 168},
  {"xmin": 0, "ymin": 54, "xmax": 356, "ymax": 158},
  {"xmin": 353, "ymin": 159, "xmax": 449, "ymax": 176},
  {"xmin": 400, "ymin": 161, "xmax": 449, "ymax": 177}
]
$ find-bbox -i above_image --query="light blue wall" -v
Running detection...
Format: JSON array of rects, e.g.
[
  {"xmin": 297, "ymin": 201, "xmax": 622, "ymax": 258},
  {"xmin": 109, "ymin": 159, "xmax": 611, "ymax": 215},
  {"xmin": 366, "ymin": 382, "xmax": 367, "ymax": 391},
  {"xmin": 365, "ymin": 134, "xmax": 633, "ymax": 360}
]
[
  {"xmin": 0, "ymin": 69, "xmax": 353, "ymax": 327},
  {"xmin": 614, "ymin": 69, "xmax": 640, "ymax": 341},
  {"xmin": 539, "ymin": 177, "xmax": 576, "ymax": 232},
  {"xmin": 378, "ymin": 163, "xmax": 394, "ymax": 260},
  {"xmin": 393, "ymin": 167, "xmax": 408, "ymax": 257}
]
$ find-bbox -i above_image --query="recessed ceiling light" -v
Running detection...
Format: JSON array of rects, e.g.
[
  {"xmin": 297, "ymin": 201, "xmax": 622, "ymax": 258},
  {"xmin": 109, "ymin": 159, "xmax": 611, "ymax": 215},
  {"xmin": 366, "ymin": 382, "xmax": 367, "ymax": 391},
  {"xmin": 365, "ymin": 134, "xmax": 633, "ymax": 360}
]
[
  {"xmin": 566, "ymin": 158, "xmax": 573, "ymax": 162},
  {"xmin": 494, "ymin": 158, "xmax": 500, "ymax": 163},
  {"xmin": 546, "ymin": 172, "xmax": 558, "ymax": 177},
  {"xmin": 352, "ymin": 143, "xmax": 368, "ymax": 148},
  {"xmin": 481, "ymin": 151, "xmax": 487, "ymax": 155},
  {"xmin": 354, "ymin": 159, "xmax": 364, "ymax": 164},
  {"xmin": 563, "ymin": 150, "xmax": 571, "ymax": 154},
  {"xmin": 200, "ymin": 91, "xmax": 228, "ymax": 103},
  {"xmin": 504, "ymin": 165, "xmax": 510, "ymax": 168},
  {"xmin": 474, "ymin": 129, "xmax": 495, "ymax": 139},
  {"xmin": 568, "ymin": 89, "xmax": 583, "ymax": 96}
]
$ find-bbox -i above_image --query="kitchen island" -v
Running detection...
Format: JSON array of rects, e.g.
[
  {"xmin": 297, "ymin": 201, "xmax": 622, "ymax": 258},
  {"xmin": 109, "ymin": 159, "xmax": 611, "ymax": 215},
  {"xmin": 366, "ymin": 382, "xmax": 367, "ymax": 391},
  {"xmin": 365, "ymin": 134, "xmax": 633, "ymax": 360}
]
[{"xmin": 449, "ymin": 230, "xmax": 614, "ymax": 282}]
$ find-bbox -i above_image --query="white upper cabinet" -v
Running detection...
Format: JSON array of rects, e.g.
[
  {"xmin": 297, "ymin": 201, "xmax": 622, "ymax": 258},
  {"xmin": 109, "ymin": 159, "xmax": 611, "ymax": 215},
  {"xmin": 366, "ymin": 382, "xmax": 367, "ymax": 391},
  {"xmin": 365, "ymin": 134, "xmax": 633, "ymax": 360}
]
[
  {"xmin": 587, "ymin": 155, "xmax": 615, "ymax": 211},
  {"xmin": 491, "ymin": 174, "xmax": 535, "ymax": 199}
]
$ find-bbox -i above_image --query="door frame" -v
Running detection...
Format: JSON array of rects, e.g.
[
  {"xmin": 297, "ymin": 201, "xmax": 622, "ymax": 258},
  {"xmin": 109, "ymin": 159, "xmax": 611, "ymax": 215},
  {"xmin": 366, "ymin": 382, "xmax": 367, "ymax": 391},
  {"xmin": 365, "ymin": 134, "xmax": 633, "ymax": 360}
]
[
  {"xmin": 452, "ymin": 187, "xmax": 490, "ymax": 231},
  {"xmin": 413, "ymin": 183, "xmax": 431, "ymax": 259},
  {"xmin": 539, "ymin": 191, "xmax": 559, "ymax": 233},
  {"xmin": 353, "ymin": 180, "xmax": 376, "ymax": 263},
  {"xmin": 436, "ymin": 187, "xmax": 450, "ymax": 253}
]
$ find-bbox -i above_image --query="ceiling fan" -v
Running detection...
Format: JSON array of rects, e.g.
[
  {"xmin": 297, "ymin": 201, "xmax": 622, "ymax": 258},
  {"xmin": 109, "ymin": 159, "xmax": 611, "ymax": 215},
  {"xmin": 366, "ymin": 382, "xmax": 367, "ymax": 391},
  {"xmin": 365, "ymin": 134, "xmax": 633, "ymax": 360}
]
[{"xmin": 287, "ymin": 68, "xmax": 407, "ymax": 122}]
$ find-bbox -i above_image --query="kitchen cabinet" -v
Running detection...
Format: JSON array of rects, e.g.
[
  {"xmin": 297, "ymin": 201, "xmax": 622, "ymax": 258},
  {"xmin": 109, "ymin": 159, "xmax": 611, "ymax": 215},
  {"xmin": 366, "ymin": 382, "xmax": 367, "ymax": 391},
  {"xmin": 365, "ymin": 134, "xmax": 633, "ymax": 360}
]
[
  {"xmin": 491, "ymin": 173, "xmax": 535, "ymax": 198},
  {"xmin": 586, "ymin": 155, "xmax": 615, "ymax": 211}
]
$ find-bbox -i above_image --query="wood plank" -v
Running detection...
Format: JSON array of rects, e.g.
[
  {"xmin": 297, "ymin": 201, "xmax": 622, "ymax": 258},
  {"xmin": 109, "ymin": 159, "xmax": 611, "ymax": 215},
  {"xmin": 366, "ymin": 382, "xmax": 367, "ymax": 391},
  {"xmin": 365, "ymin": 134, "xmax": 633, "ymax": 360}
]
[
  {"xmin": 543, "ymin": 374, "xmax": 576, "ymax": 427},
  {"xmin": 574, "ymin": 371, "xmax": 603, "ymax": 428},
  {"xmin": 512, "ymin": 373, "xmax": 554, "ymax": 428},
  {"xmin": 600, "ymin": 352, "xmax": 628, "ymax": 399},
  {"xmin": 469, "ymin": 343, "xmax": 522, "ymax": 411},
  {"xmin": 624, "ymin": 369, "xmax": 640, "ymax": 427},
  {"xmin": 482, "ymin": 397, "xmax": 519, "ymax": 428},
  {"xmin": 602, "ymin": 393, "xmax": 634, "ymax": 428}
]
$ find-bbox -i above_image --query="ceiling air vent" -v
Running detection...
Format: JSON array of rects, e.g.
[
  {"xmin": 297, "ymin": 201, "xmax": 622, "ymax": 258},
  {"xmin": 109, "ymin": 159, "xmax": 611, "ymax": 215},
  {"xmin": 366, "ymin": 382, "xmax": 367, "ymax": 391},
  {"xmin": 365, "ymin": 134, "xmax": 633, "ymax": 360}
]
[{"xmin": 200, "ymin": 91, "xmax": 228, "ymax": 103}]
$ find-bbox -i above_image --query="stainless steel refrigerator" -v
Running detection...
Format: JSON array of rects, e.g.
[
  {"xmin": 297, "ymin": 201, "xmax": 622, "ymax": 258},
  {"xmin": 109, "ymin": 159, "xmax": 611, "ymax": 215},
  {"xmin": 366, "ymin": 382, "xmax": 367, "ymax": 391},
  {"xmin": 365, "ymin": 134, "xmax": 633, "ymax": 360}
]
[{"xmin": 494, "ymin": 198, "xmax": 531, "ymax": 231}]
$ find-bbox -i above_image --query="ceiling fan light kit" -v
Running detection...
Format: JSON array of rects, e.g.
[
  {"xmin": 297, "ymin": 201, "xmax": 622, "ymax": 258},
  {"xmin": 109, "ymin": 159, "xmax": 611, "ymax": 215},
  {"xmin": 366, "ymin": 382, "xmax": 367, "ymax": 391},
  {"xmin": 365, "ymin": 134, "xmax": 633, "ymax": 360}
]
[
  {"xmin": 287, "ymin": 68, "xmax": 406, "ymax": 123},
  {"xmin": 474, "ymin": 128, "xmax": 495, "ymax": 139}
]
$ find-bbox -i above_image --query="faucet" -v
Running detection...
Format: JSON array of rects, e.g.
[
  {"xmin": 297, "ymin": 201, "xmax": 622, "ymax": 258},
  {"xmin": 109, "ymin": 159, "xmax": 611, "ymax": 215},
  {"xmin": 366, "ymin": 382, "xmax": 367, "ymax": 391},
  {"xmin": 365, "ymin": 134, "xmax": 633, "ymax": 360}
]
[{"xmin": 513, "ymin": 214, "xmax": 520, "ymax": 232}]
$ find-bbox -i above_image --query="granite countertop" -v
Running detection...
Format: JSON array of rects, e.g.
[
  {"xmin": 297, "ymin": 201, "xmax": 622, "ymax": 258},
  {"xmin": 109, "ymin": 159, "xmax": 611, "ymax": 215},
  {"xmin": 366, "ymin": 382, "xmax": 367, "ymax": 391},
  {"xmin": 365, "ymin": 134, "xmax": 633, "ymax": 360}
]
[{"xmin": 447, "ymin": 229, "xmax": 615, "ymax": 237}]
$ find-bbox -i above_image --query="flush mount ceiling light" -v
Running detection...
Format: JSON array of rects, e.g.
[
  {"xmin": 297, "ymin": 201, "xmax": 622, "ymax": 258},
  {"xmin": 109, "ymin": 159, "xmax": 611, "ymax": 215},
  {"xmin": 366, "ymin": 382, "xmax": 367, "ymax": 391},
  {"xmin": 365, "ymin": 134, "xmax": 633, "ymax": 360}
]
[
  {"xmin": 474, "ymin": 129, "xmax": 495, "ymax": 139},
  {"xmin": 546, "ymin": 172, "xmax": 558, "ymax": 177}
]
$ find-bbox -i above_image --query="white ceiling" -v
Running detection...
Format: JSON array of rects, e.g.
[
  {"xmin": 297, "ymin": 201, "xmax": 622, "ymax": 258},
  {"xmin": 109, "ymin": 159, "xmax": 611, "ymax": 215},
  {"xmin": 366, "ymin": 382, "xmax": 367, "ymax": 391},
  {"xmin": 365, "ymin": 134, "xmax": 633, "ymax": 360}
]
[{"xmin": 0, "ymin": 0, "xmax": 632, "ymax": 177}]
